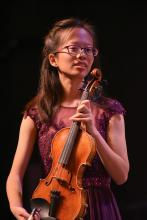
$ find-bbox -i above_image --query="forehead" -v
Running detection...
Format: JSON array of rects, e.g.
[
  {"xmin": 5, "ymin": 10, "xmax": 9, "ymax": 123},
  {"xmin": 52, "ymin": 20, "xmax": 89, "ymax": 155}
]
[{"xmin": 59, "ymin": 27, "xmax": 93, "ymax": 46}]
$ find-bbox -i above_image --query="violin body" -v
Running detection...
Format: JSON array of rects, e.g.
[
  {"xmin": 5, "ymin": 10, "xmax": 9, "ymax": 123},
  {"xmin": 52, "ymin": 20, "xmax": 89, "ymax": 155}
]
[{"xmin": 31, "ymin": 127, "xmax": 96, "ymax": 220}]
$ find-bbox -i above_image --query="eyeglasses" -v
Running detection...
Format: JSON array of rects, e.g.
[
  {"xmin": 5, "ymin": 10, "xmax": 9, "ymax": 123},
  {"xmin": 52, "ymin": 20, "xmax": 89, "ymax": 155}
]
[{"xmin": 54, "ymin": 45, "xmax": 98, "ymax": 57}]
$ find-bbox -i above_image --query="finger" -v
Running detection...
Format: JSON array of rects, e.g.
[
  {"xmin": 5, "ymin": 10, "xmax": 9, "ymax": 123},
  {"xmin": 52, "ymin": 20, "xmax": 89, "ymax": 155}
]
[
  {"xmin": 81, "ymin": 122, "xmax": 87, "ymax": 131},
  {"xmin": 33, "ymin": 208, "xmax": 41, "ymax": 220},
  {"xmin": 70, "ymin": 113, "xmax": 90, "ymax": 121},
  {"xmin": 77, "ymin": 103, "xmax": 91, "ymax": 113},
  {"xmin": 80, "ymin": 100, "xmax": 90, "ymax": 105},
  {"xmin": 34, "ymin": 213, "xmax": 41, "ymax": 220},
  {"xmin": 80, "ymin": 100, "xmax": 91, "ymax": 109},
  {"xmin": 77, "ymin": 106, "xmax": 88, "ymax": 114},
  {"xmin": 70, "ymin": 117, "xmax": 90, "ymax": 123},
  {"xmin": 17, "ymin": 211, "xmax": 30, "ymax": 220}
]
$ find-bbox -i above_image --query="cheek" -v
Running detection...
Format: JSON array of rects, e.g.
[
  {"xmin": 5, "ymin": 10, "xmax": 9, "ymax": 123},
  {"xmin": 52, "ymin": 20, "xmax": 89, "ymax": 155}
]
[
  {"xmin": 57, "ymin": 57, "xmax": 72, "ymax": 71},
  {"xmin": 58, "ymin": 53, "xmax": 71, "ymax": 62},
  {"xmin": 58, "ymin": 56, "xmax": 73, "ymax": 67},
  {"xmin": 88, "ymin": 58, "xmax": 94, "ymax": 67}
]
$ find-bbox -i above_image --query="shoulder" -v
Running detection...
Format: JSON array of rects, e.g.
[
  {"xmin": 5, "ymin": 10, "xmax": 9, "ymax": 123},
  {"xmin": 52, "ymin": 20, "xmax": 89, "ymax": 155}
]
[
  {"xmin": 94, "ymin": 96, "xmax": 126, "ymax": 118},
  {"xmin": 104, "ymin": 97, "xmax": 126, "ymax": 115},
  {"xmin": 24, "ymin": 105, "xmax": 38, "ymax": 119},
  {"xmin": 24, "ymin": 106, "xmax": 42, "ymax": 130}
]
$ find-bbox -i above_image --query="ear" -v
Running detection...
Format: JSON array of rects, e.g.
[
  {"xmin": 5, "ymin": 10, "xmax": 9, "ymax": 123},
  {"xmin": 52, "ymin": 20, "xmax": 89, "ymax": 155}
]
[{"xmin": 48, "ymin": 54, "xmax": 58, "ymax": 67}]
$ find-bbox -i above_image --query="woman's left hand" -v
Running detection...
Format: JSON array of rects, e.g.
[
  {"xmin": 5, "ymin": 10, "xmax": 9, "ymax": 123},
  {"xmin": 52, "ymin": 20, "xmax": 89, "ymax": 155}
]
[{"xmin": 70, "ymin": 100, "xmax": 97, "ymax": 136}]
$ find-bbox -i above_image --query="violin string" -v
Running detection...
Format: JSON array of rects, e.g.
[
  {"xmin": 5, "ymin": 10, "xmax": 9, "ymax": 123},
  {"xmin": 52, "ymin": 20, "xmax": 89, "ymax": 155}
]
[
  {"xmin": 61, "ymin": 124, "xmax": 78, "ymax": 165},
  {"xmin": 51, "ymin": 129, "xmax": 76, "ymax": 193}
]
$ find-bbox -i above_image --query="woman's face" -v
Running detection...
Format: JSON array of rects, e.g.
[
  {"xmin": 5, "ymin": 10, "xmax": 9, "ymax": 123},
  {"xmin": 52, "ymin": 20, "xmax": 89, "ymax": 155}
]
[{"xmin": 49, "ymin": 27, "xmax": 96, "ymax": 80}]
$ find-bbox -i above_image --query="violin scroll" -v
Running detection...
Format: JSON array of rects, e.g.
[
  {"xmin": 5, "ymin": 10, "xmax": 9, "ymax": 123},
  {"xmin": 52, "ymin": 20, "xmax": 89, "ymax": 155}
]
[
  {"xmin": 86, "ymin": 68, "xmax": 103, "ymax": 99},
  {"xmin": 90, "ymin": 68, "xmax": 102, "ymax": 82}
]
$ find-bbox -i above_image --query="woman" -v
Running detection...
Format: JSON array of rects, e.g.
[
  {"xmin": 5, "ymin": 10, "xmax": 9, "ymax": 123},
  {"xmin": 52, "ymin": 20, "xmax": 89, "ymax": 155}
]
[{"xmin": 6, "ymin": 17, "xmax": 129, "ymax": 220}]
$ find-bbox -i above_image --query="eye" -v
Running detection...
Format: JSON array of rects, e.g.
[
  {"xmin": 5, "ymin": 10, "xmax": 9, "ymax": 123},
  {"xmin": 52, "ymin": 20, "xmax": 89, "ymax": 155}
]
[
  {"xmin": 68, "ymin": 46, "xmax": 79, "ymax": 53},
  {"xmin": 84, "ymin": 48, "xmax": 92, "ymax": 54}
]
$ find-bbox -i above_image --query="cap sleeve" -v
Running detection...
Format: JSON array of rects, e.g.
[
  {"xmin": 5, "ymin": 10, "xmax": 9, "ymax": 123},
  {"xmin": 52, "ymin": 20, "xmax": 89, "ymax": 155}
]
[
  {"xmin": 105, "ymin": 98, "xmax": 126, "ymax": 119},
  {"xmin": 24, "ymin": 107, "xmax": 42, "ymax": 130}
]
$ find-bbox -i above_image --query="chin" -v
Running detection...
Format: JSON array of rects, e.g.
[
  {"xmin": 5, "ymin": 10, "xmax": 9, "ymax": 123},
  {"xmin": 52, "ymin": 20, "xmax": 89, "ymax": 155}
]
[{"xmin": 74, "ymin": 67, "xmax": 89, "ymax": 76}]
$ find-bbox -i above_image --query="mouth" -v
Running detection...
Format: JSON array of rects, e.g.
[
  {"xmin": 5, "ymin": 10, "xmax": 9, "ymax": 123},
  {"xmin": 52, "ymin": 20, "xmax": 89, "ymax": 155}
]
[{"xmin": 73, "ymin": 62, "xmax": 87, "ymax": 68}]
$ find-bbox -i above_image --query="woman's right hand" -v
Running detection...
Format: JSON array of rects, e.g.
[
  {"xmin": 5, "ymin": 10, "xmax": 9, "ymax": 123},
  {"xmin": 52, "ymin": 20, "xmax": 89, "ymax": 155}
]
[
  {"xmin": 11, "ymin": 206, "xmax": 30, "ymax": 219},
  {"xmin": 11, "ymin": 206, "xmax": 40, "ymax": 220}
]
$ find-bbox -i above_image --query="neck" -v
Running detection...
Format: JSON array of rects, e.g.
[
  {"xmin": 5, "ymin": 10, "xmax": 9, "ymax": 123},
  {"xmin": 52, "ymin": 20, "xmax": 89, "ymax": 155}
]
[{"xmin": 59, "ymin": 75, "xmax": 83, "ymax": 107}]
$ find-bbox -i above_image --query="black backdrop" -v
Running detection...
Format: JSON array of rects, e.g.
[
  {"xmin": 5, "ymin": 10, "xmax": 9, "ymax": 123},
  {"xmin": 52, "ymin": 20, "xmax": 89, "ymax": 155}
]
[{"xmin": 1, "ymin": 2, "xmax": 147, "ymax": 220}]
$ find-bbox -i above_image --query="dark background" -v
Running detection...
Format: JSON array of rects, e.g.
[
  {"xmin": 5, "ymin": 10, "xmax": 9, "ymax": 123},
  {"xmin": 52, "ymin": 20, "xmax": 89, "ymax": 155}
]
[{"xmin": 1, "ymin": 2, "xmax": 147, "ymax": 220}]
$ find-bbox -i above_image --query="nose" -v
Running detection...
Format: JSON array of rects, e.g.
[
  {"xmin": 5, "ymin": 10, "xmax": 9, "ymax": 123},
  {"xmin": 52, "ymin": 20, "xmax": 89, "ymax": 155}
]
[{"xmin": 76, "ymin": 49, "xmax": 86, "ymax": 58}]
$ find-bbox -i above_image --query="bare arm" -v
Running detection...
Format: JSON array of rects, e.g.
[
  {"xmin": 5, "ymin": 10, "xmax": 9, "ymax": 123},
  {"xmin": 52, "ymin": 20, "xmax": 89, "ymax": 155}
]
[
  {"xmin": 92, "ymin": 114, "xmax": 129, "ymax": 185},
  {"xmin": 6, "ymin": 116, "xmax": 37, "ymax": 219}
]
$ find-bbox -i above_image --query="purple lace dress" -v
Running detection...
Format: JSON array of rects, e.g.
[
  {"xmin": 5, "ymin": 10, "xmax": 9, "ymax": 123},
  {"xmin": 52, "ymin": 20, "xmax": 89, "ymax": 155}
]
[{"xmin": 26, "ymin": 97, "xmax": 125, "ymax": 220}]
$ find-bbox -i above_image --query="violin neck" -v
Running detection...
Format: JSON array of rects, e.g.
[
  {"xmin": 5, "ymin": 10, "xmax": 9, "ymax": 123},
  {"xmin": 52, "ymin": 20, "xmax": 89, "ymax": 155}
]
[
  {"xmin": 59, "ymin": 121, "xmax": 81, "ymax": 166},
  {"xmin": 80, "ymin": 89, "xmax": 89, "ymax": 101}
]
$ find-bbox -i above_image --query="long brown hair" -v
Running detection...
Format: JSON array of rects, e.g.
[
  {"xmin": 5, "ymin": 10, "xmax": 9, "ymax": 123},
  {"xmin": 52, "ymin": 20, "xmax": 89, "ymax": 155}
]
[{"xmin": 25, "ymin": 17, "xmax": 100, "ymax": 122}]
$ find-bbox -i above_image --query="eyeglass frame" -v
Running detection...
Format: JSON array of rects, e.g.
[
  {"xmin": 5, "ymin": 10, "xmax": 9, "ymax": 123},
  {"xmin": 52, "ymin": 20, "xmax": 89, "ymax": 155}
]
[{"xmin": 53, "ymin": 45, "xmax": 98, "ymax": 57}]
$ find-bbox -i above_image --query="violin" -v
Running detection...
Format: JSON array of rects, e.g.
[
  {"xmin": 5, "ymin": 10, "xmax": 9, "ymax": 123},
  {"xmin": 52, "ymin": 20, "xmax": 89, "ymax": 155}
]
[{"xmin": 30, "ymin": 68, "xmax": 102, "ymax": 220}]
